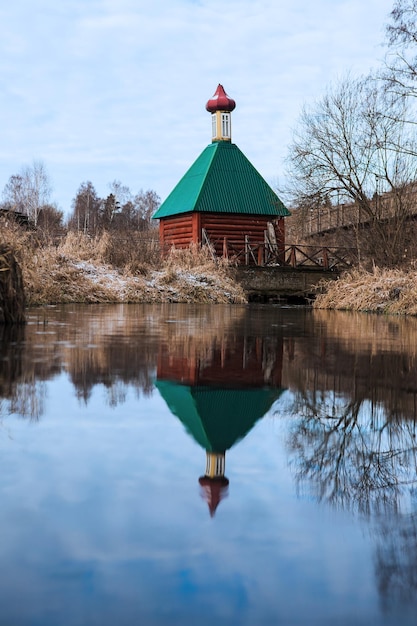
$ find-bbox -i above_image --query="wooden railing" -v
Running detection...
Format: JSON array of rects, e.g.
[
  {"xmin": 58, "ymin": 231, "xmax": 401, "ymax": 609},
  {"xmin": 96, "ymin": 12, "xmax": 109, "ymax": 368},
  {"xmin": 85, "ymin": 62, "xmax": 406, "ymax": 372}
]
[{"xmin": 217, "ymin": 240, "xmax": 356, "ymax": 270}]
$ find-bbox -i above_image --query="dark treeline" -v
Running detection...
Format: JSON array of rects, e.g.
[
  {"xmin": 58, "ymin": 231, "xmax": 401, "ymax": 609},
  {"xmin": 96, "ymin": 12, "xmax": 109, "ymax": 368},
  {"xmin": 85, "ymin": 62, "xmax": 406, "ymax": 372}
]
[{"xmin": 67, "ymin": 180, "xmax": 160, "ymax": 237}]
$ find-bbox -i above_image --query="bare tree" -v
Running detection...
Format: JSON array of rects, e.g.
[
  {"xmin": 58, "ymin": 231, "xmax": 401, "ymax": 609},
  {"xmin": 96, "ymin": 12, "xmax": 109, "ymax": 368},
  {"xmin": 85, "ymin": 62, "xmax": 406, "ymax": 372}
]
[
  {"xmin": 68, "ymin": 181, "xmax": 101, "ymax": 235},
  {"xmin": 37, "ymin": 204, "xmax": 65, "ymax": 241},
  {"xmin": 2, "ymin": 174, "xmax": 26, "ymax": 213},
  {"xmin": 2, "ymin": 160, "xmax": 52, "ymax": 226},
  {"xmin": 385, "ymin": 0, "xmax": 417, "ymax": 100},
  {"xmin": 107, "ymin": 182, "xmax": 160, "ymax": 231},
  {"xmin": 108, "ymin": 180, "xmax": 132, "ymax": 207},
  {"xmin": 286, "ymin": 74, "xmax": 417, "ymax": 266},
  {"xmin": 101, "ymin": 193, "xmax": 120, "ymax": 228},
  {"xmin": 67, "ymin": 179, "xmax": 160, "ymax": 236},
  {"xmin": 133, "ymin": 189, "xmax": 160, "ymax": 230}
]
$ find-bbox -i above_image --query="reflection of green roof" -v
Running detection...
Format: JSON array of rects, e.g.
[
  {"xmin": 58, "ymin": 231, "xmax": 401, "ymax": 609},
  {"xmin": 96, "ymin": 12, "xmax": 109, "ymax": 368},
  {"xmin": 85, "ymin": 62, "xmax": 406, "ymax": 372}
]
[
  {"xmin": 155, "ymin": 380, "xmax": 285, "ymax": 452},
  {"xmin": 152, "ymin": 142, "xmax": 290, "ymax": 219}
]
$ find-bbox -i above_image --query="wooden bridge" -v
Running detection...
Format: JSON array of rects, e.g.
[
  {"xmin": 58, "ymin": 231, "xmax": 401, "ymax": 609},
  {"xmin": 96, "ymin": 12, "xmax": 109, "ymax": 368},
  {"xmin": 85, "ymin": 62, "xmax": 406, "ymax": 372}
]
[
  {"xmin": 235, "ymin": 264, "xmax": 340, "ymax": 302},
  {"xmin": 215, "ymin": 241, "xmax": 357, "ymax": 303},
  {"xmin": 202, "ymin": 227, "xmax": 357, "ymax": 271},
  {"xmin": 294, "ymin": 188, "xmax": 417, "ymax": 238}
]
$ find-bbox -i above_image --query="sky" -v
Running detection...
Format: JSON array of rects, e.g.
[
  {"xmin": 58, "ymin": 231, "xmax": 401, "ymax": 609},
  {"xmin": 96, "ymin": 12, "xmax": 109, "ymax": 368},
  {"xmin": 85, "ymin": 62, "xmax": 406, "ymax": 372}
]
[{"xmin": 0, "ymin": 0, "xmax": 396, "ymax": 216}]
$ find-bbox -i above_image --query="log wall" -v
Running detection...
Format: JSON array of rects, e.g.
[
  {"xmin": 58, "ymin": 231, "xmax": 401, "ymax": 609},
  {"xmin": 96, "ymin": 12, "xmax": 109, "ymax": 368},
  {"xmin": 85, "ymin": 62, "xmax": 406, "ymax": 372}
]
[
  {"xmin": 159, "ymin": 213, "xmax": 200, "ymax": 251},
  {"xmin": 159, "ymin": 212, "xmax": 285, "ymax": 261},
  {"xmin": 201, "ymin": 214, "xmax": 285, "ymax": 262}
]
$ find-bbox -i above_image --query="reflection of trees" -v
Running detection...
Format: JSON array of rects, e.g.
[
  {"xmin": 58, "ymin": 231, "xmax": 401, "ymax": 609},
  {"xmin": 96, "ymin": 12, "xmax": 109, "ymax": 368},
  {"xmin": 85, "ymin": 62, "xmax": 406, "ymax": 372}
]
[
  {"xmin": 0, "ymin": 325, "xmax": 46, "ymax": 421},
  {"xmin": 286, "ymin": 390, "xmax": 417, "ymax": 515},
  {"xmin": 0, "ymin": 303, "xmax": 251, "ymax": 417},
  {"xmin": 282, "ymin": 312, "xmax": 417, "ymax": 614},
  {"xmin": 8, "ymin": 379, "xmax": 46, "ymax": 421},
  {"xmin": 0, "ymin": 306, "xmax": 161, "ymax": 416},
  {"xmin": 374, "ymin": 512, "xmax": 417, "ymax": 614},
  {"xmin": 283, "ymin": 311, "xmax": 417, "ymax": 514},
  {"xmin": 284, "ymin": 389, "xmax": 417, "ymax": 613},
  {"xmin": 67, "ymin": 340, "xmax": 157, "ymax": 404},
  {"xmin": 0, "ymin": 325, "xmax": 24, "ymax": 399},
  {"xmin": 65, "ymin": 303, "xmax": 248, "ymax": 402}
]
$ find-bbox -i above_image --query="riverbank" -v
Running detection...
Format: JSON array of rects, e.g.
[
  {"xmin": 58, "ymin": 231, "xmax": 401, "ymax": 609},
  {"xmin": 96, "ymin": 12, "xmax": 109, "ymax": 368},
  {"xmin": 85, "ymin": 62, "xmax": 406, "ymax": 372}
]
[
  {"xmin": 314, "ymin": 267, "xmax": 417, "ymax": 315},
  {"xmin": 7, "ymin": 222, "xmax": 417, "ymax": 312},
  {"xmin": 11, "ymin": 230, "xmax": 247, "ymax": 306},
  {"xmin": 29, "ymin": 256, "xmax": 247, "ymax": 305}
]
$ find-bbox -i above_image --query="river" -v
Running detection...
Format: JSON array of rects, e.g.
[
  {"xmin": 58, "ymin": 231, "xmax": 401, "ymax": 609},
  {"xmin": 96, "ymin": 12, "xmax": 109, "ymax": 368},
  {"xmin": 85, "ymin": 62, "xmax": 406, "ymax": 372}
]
[{"xmin": 0, "ymin": 303, "xmax": 416, "ymax": 625}]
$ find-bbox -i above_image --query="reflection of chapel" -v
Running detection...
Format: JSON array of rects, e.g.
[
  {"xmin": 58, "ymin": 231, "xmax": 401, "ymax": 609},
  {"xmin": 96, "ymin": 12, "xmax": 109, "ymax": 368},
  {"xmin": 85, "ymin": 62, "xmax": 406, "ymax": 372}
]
[
  {"xmin": 156, "ymin": 380, "xmax": 284, "ymax": 516},
  {"xmin": 155, "ymin": 333, "xmax": 285, "ymax": 516},
  {"xmin": 152, "ymin": 84, "xmax": 290, "ymax": 259}
]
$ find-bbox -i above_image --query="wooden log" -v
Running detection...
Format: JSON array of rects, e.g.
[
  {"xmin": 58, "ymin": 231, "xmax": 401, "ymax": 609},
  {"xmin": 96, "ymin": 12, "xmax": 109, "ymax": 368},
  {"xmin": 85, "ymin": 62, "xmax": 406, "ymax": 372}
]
[
  {"xmin": 164, "ymin": 225, "xmax": 193, "ymax": 234},
  {"xmin": 0, "ymin": 245, "xmax": 26, "ymax": 324}
]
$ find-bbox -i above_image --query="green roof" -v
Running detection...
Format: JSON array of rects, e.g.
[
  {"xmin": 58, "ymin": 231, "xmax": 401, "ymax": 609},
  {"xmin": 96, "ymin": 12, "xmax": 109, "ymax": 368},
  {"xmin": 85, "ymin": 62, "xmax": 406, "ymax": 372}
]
[
  {"xmin": 155, "ymin": 380, "xmax": 285, "ymax": 452},
  {"xmin": 152, "ymin": 141, "xmax": 290, "ymax": 219}
]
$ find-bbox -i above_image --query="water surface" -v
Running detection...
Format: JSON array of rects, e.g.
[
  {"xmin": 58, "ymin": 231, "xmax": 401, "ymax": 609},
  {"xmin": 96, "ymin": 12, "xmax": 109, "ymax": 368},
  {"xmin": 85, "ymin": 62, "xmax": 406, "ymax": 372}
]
[{"xmin": 0, "ymin": 303, "xmax": 416, "ymax": 625}]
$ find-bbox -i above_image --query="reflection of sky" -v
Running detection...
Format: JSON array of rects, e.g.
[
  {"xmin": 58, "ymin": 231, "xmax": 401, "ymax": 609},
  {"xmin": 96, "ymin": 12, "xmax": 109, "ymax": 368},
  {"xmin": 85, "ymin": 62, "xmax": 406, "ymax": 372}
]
[{"xmin": 0, "ymin": 373, "xmax": 408, "ymax": 625}]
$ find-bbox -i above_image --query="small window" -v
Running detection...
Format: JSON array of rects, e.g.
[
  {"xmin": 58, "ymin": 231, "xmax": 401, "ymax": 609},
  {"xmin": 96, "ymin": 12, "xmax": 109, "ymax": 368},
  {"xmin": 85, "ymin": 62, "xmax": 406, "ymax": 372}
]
[
  {"xmin": 221, "ymin": 113, "xmax": 230, "ymax": 137},
  {"xmin": 212, "ymin": 114, "xmax": 217, "ymax": 138}
]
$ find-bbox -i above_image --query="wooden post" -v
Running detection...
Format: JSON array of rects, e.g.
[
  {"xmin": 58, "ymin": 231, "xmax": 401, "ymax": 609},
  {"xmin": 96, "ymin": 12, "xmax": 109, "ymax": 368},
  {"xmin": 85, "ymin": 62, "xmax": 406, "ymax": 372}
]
[
  {"xmin": 258, "ymin": 245, "xmax": 264, "ymax": 266},
  {"xmin": 245, "ymin": 235, "xmax": 249, "ymax": 266},
  {"xmin": 322, "ymin": 248, "xmax": 329, "ymax": 269},
  {"xmin": 223, "ymin": 237, "xmax": 228, "ymax": 259}
]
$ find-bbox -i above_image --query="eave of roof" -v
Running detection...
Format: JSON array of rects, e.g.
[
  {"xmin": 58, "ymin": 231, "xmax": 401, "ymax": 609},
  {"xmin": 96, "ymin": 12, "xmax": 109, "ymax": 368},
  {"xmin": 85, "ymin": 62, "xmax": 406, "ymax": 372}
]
[{"xmin": 153, "ymin": 141, "xmax": 290, "ymax": 220}]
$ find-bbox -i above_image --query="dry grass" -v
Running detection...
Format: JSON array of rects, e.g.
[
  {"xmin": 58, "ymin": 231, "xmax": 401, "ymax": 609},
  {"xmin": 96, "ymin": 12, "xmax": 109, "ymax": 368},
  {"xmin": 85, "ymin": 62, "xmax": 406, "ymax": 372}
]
[
  {"xmin": 60, "ymin": 230, "xmax": 161, "ymax": 269},
  {"xmin": 314, "ymin": 267, "xmax": 417, "ymax": 315},
  {"xmin": 154, "ymin": 244, "xmax": 246, "ymax": 303},
  {"xmin": 0, "ymin": 223, "xmax": 247, "ymax": 306},
  {"xmin": 123, "ymin": 244, "xmax": 246, "ymax": 305}
]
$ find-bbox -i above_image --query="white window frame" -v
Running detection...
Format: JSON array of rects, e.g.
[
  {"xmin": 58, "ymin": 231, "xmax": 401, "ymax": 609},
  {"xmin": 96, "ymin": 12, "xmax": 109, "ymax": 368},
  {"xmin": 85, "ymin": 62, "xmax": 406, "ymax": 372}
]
[
  {"xmin": 221, "ymin": 113, "xmax": 230, "ymax": 138},
  {"xmin": 211, "ymin": 114, "xmax": 217, "ymax": 139}
]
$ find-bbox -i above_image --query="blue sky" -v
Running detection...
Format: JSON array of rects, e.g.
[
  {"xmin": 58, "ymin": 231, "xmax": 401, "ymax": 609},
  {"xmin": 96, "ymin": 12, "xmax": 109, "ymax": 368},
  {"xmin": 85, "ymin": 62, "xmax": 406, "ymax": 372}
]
[{"xmin": 0, "ymin": 0, "xmax": 395, "ymax": 215}]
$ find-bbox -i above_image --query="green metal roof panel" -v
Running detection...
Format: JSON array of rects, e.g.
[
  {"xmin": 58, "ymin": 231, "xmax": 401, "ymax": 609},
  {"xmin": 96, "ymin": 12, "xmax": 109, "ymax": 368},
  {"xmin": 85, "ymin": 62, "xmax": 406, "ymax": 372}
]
[
  {"xmin": 155, "ymin": 380, "xmax": 285, "ymax": 452},
  {"xmin": 153, "ymin": 142, "xmax": 290, "ymax": 219}
]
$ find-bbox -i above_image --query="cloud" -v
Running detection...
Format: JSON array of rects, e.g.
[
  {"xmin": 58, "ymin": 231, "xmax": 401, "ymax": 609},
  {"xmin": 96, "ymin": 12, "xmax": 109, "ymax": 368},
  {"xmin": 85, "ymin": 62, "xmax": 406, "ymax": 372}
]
[{"xmin": 0, "ymin": 0, "xmax": 394, "ymax": 212}]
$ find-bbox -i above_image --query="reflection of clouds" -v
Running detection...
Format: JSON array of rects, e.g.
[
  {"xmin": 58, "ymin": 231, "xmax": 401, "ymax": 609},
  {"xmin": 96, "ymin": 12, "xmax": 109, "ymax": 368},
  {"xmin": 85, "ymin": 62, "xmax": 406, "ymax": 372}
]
[
  {"xmin": 3, "ymin": 306, "xmax": 417, "ymax": 623},
  {"xmin": 0, "ymin": 382, "xmax": 378, "ymax": 626}
]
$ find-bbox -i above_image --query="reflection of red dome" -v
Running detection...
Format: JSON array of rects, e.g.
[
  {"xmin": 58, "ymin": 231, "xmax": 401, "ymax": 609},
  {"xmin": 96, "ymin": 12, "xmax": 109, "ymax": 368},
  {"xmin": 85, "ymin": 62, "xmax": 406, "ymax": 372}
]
[
  {"xmin": 206, "ymin": 84, "xmax": 236, "ymax": 113},
  {"xmin": 199, "ymin": 476, "xmax": 229, "ymax": 517}
]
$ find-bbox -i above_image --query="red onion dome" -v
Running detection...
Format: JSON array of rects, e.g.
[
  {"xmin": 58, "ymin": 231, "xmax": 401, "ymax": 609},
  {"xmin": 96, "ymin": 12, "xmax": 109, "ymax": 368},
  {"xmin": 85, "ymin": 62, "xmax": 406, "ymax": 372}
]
[
  {"xmin": 206, "ymin": 84, "xmax": 236, "ymax": 113},
  {"xmin": 199, "ymin": 475, "xmax": 229, "ymax": 517}
]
